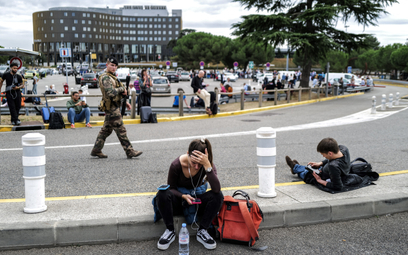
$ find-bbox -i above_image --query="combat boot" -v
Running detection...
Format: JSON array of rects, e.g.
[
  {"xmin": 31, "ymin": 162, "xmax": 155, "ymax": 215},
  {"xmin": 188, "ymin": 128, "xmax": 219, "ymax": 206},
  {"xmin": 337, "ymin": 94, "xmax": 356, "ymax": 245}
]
[
  {"xmin": 127, "ymin": 149, "xmax": 143, "ymax": 159},
  {"xmin": 91, "ymin": 150, "xmax": 108, "ymax": 158}
]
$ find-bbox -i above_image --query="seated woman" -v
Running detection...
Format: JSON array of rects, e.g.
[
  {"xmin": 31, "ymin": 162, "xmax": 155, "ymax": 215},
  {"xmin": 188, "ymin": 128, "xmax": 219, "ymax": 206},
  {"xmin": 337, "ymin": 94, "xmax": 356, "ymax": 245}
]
[{"xmin": 156, "ymin": 138, "xmax": 223, "ymax": 251}]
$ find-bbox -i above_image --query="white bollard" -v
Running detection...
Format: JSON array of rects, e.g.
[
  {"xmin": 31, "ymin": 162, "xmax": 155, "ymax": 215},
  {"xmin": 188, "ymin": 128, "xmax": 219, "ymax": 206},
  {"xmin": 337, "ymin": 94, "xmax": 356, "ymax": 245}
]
[
  {"xmin": 371, "ymin": 96, "xmax": 376, "ymax": 114},
  {"xmin": 22, "ymin": 133, "xmax": 47, "ymax": 213},
  {"xmin": 395, "ymin": 92, "xmax": 400, "ymax": 106},
  {"xmin": 256, "ymin": 127, "xmax": 277, "ymax": 198},
  {"xmin": 388, "ymin": 93, "xmax": 394, "ymax": 108},
  {"xmin": 381, "ymin": 94, "xmax": 386, "ymax": 110}
]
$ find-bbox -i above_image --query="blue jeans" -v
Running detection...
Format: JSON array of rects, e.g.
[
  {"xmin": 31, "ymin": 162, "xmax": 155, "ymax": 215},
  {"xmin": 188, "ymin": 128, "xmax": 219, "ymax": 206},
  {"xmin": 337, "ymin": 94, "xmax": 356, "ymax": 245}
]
[
  {"xmin": 293, "ymin": 164, "xmax": 309, "ymax": 180},
  {"xmin": 32, "ymin": 83, "xmax": 37, "ymax": 94},
  {"xmin": 68, "ymin": 107, "xmax": 90, "ymax": 124}
]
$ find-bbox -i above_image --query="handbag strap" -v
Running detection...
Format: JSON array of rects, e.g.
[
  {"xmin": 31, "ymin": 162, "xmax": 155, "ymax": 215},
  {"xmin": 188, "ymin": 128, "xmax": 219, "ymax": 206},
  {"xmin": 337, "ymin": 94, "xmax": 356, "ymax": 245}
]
[
  {"xmin": 238, "ymin": 201, "xmax": 259, "ymax": 242},
  {"xmin": 351, "ymin": 157, "xmax": 368, "ymax": 164}
]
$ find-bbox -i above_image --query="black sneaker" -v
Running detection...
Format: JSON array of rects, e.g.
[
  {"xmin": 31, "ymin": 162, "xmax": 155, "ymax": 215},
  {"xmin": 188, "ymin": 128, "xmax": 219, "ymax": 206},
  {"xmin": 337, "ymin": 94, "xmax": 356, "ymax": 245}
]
[
  {"xmin": 157, "ymin": 229, "xmax": 175, "ymax": 250},
  {"xmin": 197, "ymin": 228, "xmax": 216, "ymax": 249}
]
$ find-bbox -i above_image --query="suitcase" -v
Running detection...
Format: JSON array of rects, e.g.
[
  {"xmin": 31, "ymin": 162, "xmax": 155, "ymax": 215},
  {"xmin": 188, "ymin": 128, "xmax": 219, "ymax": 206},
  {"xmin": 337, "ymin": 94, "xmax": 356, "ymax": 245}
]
[
  {"xmin": 140, "ymin": 106, "xmax": 152, "ymax": 123},
  {"xmin": 41, "ymin": 93, "xmax": 55, "ymax": 123}
]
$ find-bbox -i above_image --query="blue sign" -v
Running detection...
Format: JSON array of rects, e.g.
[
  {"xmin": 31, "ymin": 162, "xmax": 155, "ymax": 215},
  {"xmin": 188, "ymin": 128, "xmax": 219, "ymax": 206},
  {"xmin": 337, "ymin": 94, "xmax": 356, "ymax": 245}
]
[
  {"xmin": 59, "ymin": 48, "xmax": 71, "ymax": 58},
  {"xmin": 347, "ymin": 66, "xmax": 352, "ymax": 73}
]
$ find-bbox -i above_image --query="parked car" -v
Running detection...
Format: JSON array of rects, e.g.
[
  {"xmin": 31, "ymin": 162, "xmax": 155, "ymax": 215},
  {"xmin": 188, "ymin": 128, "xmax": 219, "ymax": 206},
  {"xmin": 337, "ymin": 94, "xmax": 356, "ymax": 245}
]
[
  {"xmin": 96, "ymin": 63, "xmax": 107, "ymax": 70},
  {"xmin": 62, "ymin": 66, "xmax": 73, "ymax": 76},
  {"xmin": 38, "ymin": 68, "xmax": 48, "ymax": 78},
  {"xmin": 166, "ymin": 71, "xmax": 179, "ymax": 83},
  {"xmin": 116, "ymin": 67, "xmax": 130, "ymax": 82},
  {"xmin": 130, "ymin": 71, "xmax": 138, "ymax": 80},
  {"xmin": 52, "ymin": 68, "xmax": 59, "ymax": 75},
  {"xmin": 0, "ymin": 66, "xmax": 10, "ymax": 77},
  {"xmin": 179, "ymin": 72, "xmax": 190, "ymax": 81},
  {"xmin": 24, "ymin": 70, "xmax": 40, "ymax": 79},
  {"xmin": 151, "ymin": 77, "xmax": 171, "ymax": 93},
  {"xmin": 149, "ymin": 71, "xmax": 161, "ymax": 77},
  {"xmin": 80, "ymin": 73, "xmax": 99, "ymax": 88},
  {"xmin": 225, "ymin": 72, "xmax": 237, "ymax": 82}
]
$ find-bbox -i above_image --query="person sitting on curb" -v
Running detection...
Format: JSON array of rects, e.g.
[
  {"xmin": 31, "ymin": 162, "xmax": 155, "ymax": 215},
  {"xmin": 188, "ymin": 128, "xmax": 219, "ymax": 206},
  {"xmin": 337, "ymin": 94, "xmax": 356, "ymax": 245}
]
[
  {"xmin": 154, "ymin": 138, "xmax": 223, "ymax": 251},
  {"xmin": 285, "ymin": 137, "xmax": 350, "ymax": 191},
  {"xmin": 49, "ymin": 84, "xmax": 58, "ymax": 95},
  {"xmin": 172, "ymin": 88, "xmax": 191, "ymax": 108},
  {"xmin": 66, "ymin": 91, "xmax": 92, "ymax": 129}
]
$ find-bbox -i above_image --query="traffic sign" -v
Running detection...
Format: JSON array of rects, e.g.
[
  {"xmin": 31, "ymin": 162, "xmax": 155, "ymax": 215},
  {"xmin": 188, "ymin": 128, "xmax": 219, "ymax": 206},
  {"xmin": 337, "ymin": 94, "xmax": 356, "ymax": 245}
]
[
  {"xmin": 347, "ymin": 66, "xmax": 352, "ymax": 73},
  {"xmin": 249, "ymin": 61, "xmax": 254, "ymax": 69},
  {"xmin": 166, "ymin": 61, "xmax": 171, "ymax": 66},
  {"xmin": 59, "ymin": 48, "xmax": 71, "ymax": 58},
  {"xmin": 200, "ymin": 61, "xmax": 205, "ymax": 66},
  {"xmin": 173, "ymin": 62, "xmax": 178, "ymax": 67},
  {"xmin": 233, "ymin": 61, "xmax": 238, "ymax": 67},
  {"xmin": 9, "ymin": 57, "xmax": 23, "ymax": 70},
  {"xmin": 266, "ymin": 62, "xmax": 271, "ymax": 67}
]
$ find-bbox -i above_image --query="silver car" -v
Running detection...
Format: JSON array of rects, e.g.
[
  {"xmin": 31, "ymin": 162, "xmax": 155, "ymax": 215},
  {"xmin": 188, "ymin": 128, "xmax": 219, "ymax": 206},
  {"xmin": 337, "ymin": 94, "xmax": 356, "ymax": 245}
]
[
  {"xmin": 180, "ymin": 72, "xmax": 190, "ymax": 81},
  {"xmin": 151, "ymin": 77, "xmax": 171, "ymax": 93}
]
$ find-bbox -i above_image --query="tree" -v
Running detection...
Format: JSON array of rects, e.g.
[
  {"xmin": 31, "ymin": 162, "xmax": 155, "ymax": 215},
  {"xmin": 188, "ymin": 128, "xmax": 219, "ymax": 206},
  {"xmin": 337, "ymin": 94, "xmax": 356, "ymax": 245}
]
[
  {"xmin": 390, "ymin": 46, "xmax": 408, "ymax": 72},
  {"xmin": 172, "ymin": 32, "xmax": 230, "ymax": 70},
  {"xmin": 232, "ymin": 0, "xmax": 397, "ymax": 87},
  {"xmin": 355, "ymin": 49, "xmax": 378, "ymax": 74},
  {"xmin": 225, "ymin": 38, "xmax": 275, "ymax": 70},
  {"xmin": 320, "ymin": 50, "xmax": 349, "ymax": 73},
  {"xmin": 0, "ymin": 45, "xmax": 9, "ymax": 65},
  {"xmin": 167, "ymin": 29, "xmax": 197, "ymax": 50},
  {"xmin": 376, "ymin": 43, "xmax": 403, "ymax": 73}
]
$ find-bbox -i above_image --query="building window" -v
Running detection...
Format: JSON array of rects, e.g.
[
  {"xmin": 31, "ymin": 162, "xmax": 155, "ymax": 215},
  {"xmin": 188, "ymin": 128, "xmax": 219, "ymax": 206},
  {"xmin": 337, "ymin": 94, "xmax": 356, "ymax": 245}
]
[
  {"xmin": 93, "ymin": 28, "xmax": 96, "ymax": 32},
  {"xmin": 154, "ymin": 18, "xmax": 157, "ymax": 22},
  {"xmin": 169, "ymin": 31, "xmax": 172, "ymax": 35},
  {"xmin": 144, "ymin": 18, "xmax": 147, "ymax": 22},
  {"xmin": 175, "ymin": 18, "xmax": 179, "ymax": 22},
  {"xmin": 149, "ymin": 37, "xmax": 153, "ymax": 41},
  {"xmin": 132, "ymin": 44, "xmax": 138, "ymax": 53},
  {"xmin": 163, "ymin": 31, "xmax": 166, "ymax": 35},
  {"xmin": 163, "ymin": 25, "xmax": 166, "ymax": 28},
  {"xmin": 75, "ymin": 34, "xmax": 78, "ymax": 38},
  {"xmin": 88, "ymin": 27, "xmax": 91, "ymax": 31},
  {"xmin": 50, "ymin": 12, "xmax": 53, "ymax": 17},
  {"xmin": 154, "ymin": 24, "xmax": 157, "ymax": 28},
  {"xmin": 154, "ymin": 31, "xmax": 157, "ymax": 35},
  {"xmin": 175, "ymin": 24, "xmax": 179, "ymax": 28},
  {"xmin": 158, "ymin": 31, "xmax": 161, "ymax": 35},
  {"xmin": 154, "ymin": 37, "xmax": 157, "ymax": 41},
  {"xmin": 169, "ymin": 24, "xmax": 172, "ymax": 28},
  {"xmin": 158, "ymin": 18, "xmax": 161, "ymax": 22},
  {"xmin": 82, "ymin": 20, "xmax": 85, "ymax": 24},
  {"xmin": 61, "ymin": 33, "xmax": 64, "ymax": 38},
  {"xmin": 51, "ymin": 26, "xmax": 53, "ymax": 31},
  {"xmin": 41, "ymin": 27, "xmax": 44, "ymax": 31},
  {"xmin": 145, "ymin": 37, "xmax": 148, "ymax": 41},
  {"xmin": 149, "ymin": 24, "xmax": 152, "ymax": 28},
  {"xmin": 145, "ymin": 31, "xmax": 148, "ymax": 34},
  {"xmin": 124, "ymin": 24, "xmax": 129, "ymax": 28},
  {"xmin": 87, "ymin": 13, "xmax": 90, "ymax": 18},
  {"xmin": 149, "ymin": 31, "xmax": 152, "ymax": 35},
  {"xmin": 60, "ymin": 19, "xmax": 63, "ymax": 24},
  {"xmin": 83, "ymin": 27, "xmax": 86, "ymax": 31},
  {"xmin": 158, "ymin": 37, "xmax": 161, "ymax": 41},
  {"xmin": 169, "ymin": 37, "xmax": 172, "ymax": 40},
  {"xmin": 52, "ymin": 33, "xmax": 54, "ymax": 38},
  {"xmin": 74, "ymin": 20, "xmax": 78, "ymax": 24},
  {"xmin": 72, "ymin": 12, "xmax": 75, "ymax": 17},
  {"xmin": 44, "ymin": 34, "xmax": 47, "ymax": 38},
  {"xmin": 175, "ymin": 31, "xmax": 179, "ymax": 35},
  {"xmin": 93, "ymin": 14, "xmax": 96, "ymax": 18},
  {"xmin": 64, "ymin": 26, "xmax": 68, "ymax": 31},
  {"xmin": 89, "ymin": 34, "xmax": 92, "ymax": 39},
  {"xmin": 51, "ymin": 19, "xmax": 54, "ymax": 24},
  {"xmin": 169, "ymin": 18, "xmax": 172, "ymax": 22},
  {"xmin": 83, "ymin": 13, "xmax": 86, "ymax": 17},
  {"xmin": 163, "ymin": 18, "xmax": 166, "ymax": 22},
  {"xmin": 82, "ymin": 34, "xmax": 86, "ymax": 38},
  {"xmin": 64, "ymin": 12, "xmax": 68, "ymax": 16},
  {"xmin": 44, "ymin": 20, "xmax": 46, "ymax": 24},
  {"xmin": 158, "ymin": 24, "xmax": 161, "ymax": 28},
  {"xmin": 149, "ymin": 18, "xmax": 152, "ymax": 22},
  {"xmin": 88, "ymin": 20, "xmax": 91, "ymax": 24}
]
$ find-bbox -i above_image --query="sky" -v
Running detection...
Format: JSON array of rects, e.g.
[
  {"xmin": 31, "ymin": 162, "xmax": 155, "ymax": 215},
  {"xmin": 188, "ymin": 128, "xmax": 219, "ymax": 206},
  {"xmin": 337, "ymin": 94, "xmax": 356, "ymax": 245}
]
[{"xmin": 0, "ymin": 0, "xmax": 407, "ymax": 51}]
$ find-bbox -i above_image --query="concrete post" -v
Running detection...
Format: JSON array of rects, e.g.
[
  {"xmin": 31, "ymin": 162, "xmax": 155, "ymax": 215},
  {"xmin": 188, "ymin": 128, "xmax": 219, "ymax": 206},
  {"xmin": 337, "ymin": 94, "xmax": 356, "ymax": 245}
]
[
  {"xmin": 240, "ymin": 89, "xmax": 245, "ymax": 110},
  {"xmin": 298, "ymin": 88, "xmax": 302, "ymax": 102},
  {"xmin": 274, "ymin": 88, "xmax": 278, "ymax": 105},
  {"xmin": 22, "ymin": 133, "xmax": 47, "ymax": 213},
  {"xmin": 395, "ymin": 92, "xmax": 400, "ymax": 106},
  {"xmin": 388, "ymin": 93, "xmax": 394, "ymax": 108},
  {"xmin": 259, "ymin": 90, "xmax": 263, "ymax": 107},
  {"xmin": 371, "ymin": 96, "xmax": 376, "ymax": 114},
  {"xmin": 381, "ymin": 94, "xmax": 386, "ymax": 110},
  {"xmin": 256, "ymin": 127, "xmax": 277, "ymax": 198}
]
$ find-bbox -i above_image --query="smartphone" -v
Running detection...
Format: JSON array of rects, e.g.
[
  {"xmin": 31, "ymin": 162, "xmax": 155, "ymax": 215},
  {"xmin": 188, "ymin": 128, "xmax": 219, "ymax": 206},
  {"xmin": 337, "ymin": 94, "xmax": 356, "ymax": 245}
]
[
  {"xmin": 191, "ymin": 198, "xmax": 201, "ymax": 204},
  {"xmin": 157, "ymin": 184, "xmax": 170, "ymax": 190},
  {"xmin": 306, "ymin": 165, "xmax": 320, "ymax": 174}
]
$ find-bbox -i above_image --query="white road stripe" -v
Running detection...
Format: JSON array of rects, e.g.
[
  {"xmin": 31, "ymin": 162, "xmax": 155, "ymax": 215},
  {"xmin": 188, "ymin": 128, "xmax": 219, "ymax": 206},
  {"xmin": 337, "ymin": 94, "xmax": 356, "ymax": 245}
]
[{"xmin": 0, "ymin": 106, "xmax": 406, "ymax": 152}]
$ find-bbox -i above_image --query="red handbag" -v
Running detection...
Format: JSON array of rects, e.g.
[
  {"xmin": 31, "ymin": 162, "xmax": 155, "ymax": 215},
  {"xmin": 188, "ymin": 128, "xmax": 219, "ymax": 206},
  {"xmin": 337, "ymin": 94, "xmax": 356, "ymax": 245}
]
[{"xmin": 216, "ymin": 190, "xmax": 264, "ymax": 247}]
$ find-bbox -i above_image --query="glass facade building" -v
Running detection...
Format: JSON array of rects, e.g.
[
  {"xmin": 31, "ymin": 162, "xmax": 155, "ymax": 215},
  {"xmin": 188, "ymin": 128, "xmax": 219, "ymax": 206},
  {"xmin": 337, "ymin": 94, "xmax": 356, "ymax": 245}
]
[{"xmin": 32, "ymin": 6, "xmax": 182, "ymax": 66}]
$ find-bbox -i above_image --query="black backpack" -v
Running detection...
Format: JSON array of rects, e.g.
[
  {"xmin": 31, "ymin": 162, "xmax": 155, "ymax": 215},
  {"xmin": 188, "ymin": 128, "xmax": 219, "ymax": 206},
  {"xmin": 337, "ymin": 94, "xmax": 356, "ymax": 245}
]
[
  {"xmin": 48, "ymin": 112, "xmax": 65, "ymax": 129},
  {"xmin": 350, "ymin": 158, "xmax": 372, "ymax": 174}
]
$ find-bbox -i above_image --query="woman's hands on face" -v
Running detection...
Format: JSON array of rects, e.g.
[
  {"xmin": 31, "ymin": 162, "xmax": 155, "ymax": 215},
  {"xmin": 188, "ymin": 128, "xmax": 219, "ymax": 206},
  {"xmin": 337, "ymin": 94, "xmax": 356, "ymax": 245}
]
[{"xmin": 190, "ymin": 149, "xmax": 211, "ymax": 169}]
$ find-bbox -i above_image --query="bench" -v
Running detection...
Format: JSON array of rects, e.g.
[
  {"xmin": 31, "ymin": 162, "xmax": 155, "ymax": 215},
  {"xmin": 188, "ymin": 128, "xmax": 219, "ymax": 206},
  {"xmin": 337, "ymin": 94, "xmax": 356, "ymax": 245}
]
[{"xmin": 219, "ymin": 92, "xmax": 287, "ymax": 104}]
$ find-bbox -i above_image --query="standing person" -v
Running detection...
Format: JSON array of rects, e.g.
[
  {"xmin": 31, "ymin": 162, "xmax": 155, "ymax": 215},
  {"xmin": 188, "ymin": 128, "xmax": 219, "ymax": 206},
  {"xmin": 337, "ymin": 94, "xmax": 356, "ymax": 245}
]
[
  {"xmin": 339, "ymin": 77, "xmax": 344, "ymax": 95},
  {"xmin": 155, "ymin": 138, "xmax": 223, "ymax": 251},
  {"xmin": 191, "ymin": 70, "xmax": 212, "ymax": 115},
  {"xmin": 91, "ymin": 57, "xmax": 142, "ymax": 159},
  {"xmin": 133, "ymin": 78, "xmax": 140, "ymax": 105},
  {"xmin": 0, "ymin": 63, "xmax": 24, "ymax": 125},
  {"xmin": 32, "ymin": 72, "xmax": 38, "ymax": 94},
  {"xmin": 137, "ymin": 69, "xmax": 153, "ymax": 115},
  {"xmin": 78, "ymin": 89, "xmax": 87, "ymax": 103},
  {"xmin": 66, "ymin": 91, "xmax": 92, "ymax": 128}
]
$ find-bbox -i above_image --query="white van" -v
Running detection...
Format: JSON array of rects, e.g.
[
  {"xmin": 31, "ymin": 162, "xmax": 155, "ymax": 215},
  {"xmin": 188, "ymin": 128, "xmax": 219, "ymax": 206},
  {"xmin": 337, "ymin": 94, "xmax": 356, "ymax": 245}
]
[{"xmin": 116, "ymin": 67, "xmax": 130, "ymax": 82}]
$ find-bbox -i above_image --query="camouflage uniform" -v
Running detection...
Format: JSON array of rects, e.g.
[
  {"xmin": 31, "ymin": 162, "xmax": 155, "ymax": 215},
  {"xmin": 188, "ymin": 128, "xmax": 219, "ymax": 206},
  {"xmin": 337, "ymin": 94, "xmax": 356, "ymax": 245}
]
[{"xmin": 92, "ymin": 72, "xmax": 133, "ymax": 155}]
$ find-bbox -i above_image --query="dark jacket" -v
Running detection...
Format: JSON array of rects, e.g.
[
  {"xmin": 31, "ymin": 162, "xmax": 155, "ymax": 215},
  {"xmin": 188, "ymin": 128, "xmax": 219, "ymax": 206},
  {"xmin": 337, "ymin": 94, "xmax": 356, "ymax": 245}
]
[{"xmin": 191, "ymin": 75, "xmax": 203, "ymax": 93}]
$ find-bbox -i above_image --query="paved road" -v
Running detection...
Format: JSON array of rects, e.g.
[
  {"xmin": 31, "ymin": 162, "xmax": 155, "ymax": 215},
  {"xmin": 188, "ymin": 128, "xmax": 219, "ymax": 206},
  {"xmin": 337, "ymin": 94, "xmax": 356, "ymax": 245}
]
[
  {"xmin": 2, "ymin": 212, "xmax": 407, "ymax": 254},
  {"xmin": 1, "ymin": 85, "xmax": 407, "ymax": 199}
]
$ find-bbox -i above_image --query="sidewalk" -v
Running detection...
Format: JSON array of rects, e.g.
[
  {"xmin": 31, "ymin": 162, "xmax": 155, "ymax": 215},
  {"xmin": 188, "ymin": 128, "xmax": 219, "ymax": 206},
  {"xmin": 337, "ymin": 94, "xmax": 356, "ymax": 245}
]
[{"xmin": 1, "ymin": 172, "xmax": 407, "ymax": 250}]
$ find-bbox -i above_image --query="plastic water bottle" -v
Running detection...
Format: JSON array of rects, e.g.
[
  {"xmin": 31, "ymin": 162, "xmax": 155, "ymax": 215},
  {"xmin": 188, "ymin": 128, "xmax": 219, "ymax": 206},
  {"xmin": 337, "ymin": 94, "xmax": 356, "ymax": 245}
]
[{"xmin": 179, "ymin": 223, "xmax": 189, "ymax": 255}]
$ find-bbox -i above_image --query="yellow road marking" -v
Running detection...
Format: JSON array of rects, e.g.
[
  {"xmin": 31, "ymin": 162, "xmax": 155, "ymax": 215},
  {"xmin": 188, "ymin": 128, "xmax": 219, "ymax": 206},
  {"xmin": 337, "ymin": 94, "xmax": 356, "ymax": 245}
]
[{"xmin": 1, "ymin": 169, "xmax": 407, "ymax": 203}]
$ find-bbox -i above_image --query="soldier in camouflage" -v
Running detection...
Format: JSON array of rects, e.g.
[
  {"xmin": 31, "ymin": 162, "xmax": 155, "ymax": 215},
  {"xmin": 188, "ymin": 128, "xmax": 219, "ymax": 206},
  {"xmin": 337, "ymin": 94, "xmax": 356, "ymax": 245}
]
[{"xmin": 91, "ymin": 57, "xmax": 142, "ymax": 159}]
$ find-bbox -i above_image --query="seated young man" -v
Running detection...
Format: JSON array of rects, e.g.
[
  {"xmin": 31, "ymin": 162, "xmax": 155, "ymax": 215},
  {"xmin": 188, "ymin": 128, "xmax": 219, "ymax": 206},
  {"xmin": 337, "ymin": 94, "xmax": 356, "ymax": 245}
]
[
  {"xmin": 66, "ymin": 91, "xmax": 92, "ymax": 129},
  {"xmin": 285, "ymin": 137, "xmax": 350, "ymax": 191}
]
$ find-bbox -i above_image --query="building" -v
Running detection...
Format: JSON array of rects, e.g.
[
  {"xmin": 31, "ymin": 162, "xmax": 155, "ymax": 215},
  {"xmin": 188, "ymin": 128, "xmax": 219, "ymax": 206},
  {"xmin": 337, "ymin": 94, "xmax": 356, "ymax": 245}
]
[{"xmin": 32, "ymin": 6, "xmax": 182, "ymax": 66}]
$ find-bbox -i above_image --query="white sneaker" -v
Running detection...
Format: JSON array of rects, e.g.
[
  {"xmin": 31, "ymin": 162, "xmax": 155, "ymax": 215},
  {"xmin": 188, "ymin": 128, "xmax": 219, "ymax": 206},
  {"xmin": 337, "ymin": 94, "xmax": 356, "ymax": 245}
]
[
  {"xmin": 157, "ymin": 229, "xmax": 175, "ymax": 250},
  {"xmin": 197, "ymin": 229, "xmax": 216, "ymax": 249}
]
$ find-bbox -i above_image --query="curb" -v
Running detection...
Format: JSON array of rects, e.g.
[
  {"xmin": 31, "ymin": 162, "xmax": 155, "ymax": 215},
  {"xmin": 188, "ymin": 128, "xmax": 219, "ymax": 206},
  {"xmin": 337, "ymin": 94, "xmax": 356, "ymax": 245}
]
[{"xmin": 1, "ymin": 192, "xmax": 407, "ymax": 251}]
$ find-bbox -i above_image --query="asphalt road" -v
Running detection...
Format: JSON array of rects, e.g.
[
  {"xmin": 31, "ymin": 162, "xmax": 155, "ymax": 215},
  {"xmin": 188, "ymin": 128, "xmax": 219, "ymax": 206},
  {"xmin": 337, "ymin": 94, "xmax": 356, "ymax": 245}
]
[
  {"xmin": 1, "ymin": 212, "xmax": 407, "ymax": 254},
  {"xmin": 0, "ymin": 84, "xmax": 407, "ymax": 199}
]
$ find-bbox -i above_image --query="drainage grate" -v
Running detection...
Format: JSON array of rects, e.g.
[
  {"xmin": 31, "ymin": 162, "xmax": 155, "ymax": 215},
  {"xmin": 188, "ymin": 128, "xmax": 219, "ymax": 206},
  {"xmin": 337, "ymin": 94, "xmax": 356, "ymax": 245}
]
[{"xmin": 241, "ymin": 119, "xmax": 261, "ymax": 122}]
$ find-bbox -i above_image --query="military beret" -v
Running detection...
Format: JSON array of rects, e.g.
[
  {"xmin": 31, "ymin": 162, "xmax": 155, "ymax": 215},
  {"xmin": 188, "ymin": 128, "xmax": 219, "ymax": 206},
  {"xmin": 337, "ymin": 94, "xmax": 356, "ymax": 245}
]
[{"xmin": 108, "ymin": 57, "xmax": 118, "ymax": 66}]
